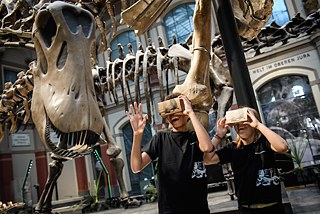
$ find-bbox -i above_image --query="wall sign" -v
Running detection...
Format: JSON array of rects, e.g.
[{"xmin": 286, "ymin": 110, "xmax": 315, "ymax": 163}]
[
  {"xmin": 250, "ymin": 52, "xmax": 312, "ymax": 75},
  {"xmin": 12, "ymin": 133, "xmax": 31, "ymax": 147}
]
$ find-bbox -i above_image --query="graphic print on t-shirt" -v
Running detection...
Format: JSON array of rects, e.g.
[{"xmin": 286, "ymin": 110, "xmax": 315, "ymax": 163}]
[
  {"xmin": 256, "ymin": 168, "xmax": 280, "ymax": 186},
  {"xmin": 192, "ymin": 162, "xmax": 207, "ymax": 178}
]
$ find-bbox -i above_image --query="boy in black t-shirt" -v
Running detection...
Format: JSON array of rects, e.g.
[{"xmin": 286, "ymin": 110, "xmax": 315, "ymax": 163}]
[
  {"xmin": 204, "ymin": 107, "xmax": 289, "ymax": 214},
  {"xmin": 126, "ymin": 93, "xmax": 214, "ymax": 214}
]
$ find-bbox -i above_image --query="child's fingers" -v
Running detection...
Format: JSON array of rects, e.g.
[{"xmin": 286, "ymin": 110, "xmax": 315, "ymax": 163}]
[
  {"xmin": 143, "ymin": 115, "xmax": 148, "ymax": 122},
  {"xmin": 125, "ymin": 111, "xmax": 130, "ymax": 119},
  {"xmin": 139, "ymin": 103, "xmax": 143, "ymax": 115},
  {"xmin": 130, "ymin": 103, "xmax": 135, "ymax": 116},
  {"xmin": 134, "ymin": 102, "xmax": 139, "ymax": 113}
]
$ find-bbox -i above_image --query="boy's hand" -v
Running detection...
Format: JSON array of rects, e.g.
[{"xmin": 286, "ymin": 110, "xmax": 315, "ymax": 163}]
[
  {"xmin": 126, "ymin": 102, "xmax": 147, "ymax": 135},
  {"xmin": 178, "ymin": 95, "xmax": 193, "ymax": 115}
]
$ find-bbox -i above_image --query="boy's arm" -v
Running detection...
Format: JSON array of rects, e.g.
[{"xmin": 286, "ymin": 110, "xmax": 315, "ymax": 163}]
[
  {"xmin": 180, "ymin": 96, "xmax": 213, "ymax": 153},
  {"xmin": 187, "ymin": 111, "xmax": 213, "ymax": 153},
  {"xmin": 203, "ymin": 137, "xmax": 221, "ymax": 164},
  {"xmin": 126, "ymin": 102, "xmax": 152, "ymax": 173},
  {"xmin": 131, "ymin": 132, "xmax": 152, "ymax": 173}
]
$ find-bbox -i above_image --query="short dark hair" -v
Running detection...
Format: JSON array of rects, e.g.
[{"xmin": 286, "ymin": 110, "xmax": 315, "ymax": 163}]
[{"xmin": 164, "ymin": 92, "xmax": 182, "ymax": 101}]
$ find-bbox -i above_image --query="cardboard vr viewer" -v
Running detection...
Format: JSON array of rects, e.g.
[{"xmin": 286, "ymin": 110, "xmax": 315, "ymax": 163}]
[
  {"xmin": 158, "ymin": 98, "xmax": 185, "ymax": 118},
  {"xmin": 225, "ymin": 108, "xmax": 249, "ymax": 125}
]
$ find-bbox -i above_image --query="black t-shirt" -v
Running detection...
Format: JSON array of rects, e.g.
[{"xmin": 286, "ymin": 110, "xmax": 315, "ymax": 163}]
[
  {"xmin": 142, "ymin": 131, "xmax": 210, "ymax": 214},
  {"xmin": 216, "ymin": 135, "xmax": 282, "ymax": 205}
]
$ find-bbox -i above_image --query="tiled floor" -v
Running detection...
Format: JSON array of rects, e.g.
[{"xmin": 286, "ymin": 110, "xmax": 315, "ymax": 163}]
[
  {"xmin": 286, "ymin": 185, "xmax": 320, "ymax": 214},
  {"xmin": 55, "ymin": 184, "xmax": 320, "ymax": 214}
]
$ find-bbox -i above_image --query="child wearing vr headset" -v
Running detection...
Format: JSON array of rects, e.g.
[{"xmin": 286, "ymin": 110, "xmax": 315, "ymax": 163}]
[
  {"xmin": 204, "ymin": 107, "xmax": 289, "ymax": 213},
  {"xmin": 126, "ymin": 92, "xmax": 214, "ymax": 214}
]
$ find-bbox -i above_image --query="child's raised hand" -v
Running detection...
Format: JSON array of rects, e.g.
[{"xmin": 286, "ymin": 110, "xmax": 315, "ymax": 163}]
[
  {"xmin": 216, "ymin": 117, "xmax": 229, "ymax": 137},
  {"xmin": 125, "ymin": 102, "xmax": 147, "ymax": 135},
  {"xmin": 244, "ymin": 109, "xmax": 260, "ymax": 129},
  {"xmin": 178, "ymin": 95, "xmax": 193, "ymax": 115}
]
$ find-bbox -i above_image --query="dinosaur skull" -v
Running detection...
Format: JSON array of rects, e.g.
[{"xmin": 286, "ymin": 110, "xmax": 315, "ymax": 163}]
[{"xmin": 31, "ymin": 1, "xmax": 104, "ymax": 157}]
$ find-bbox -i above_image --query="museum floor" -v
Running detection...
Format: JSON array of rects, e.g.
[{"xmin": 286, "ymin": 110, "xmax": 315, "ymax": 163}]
[{"xmin": 54, "ymin": 184, "xmax": 320, "ymax": 214}]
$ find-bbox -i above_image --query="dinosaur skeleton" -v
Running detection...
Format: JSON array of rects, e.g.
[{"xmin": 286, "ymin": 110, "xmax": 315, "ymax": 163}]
[
  {"xmin": 31, "ymin": 1, "xmax": 104, "ymax": 159},
  {"xmin": 0, "ymin": 0, "xmax": 128, "ymax": 51},
  {"xmin": 1, "ymin": 0, "xmax": 319, "ymax": 212},
  {"xmin": 3, "ymin": 9, "xmax": 318, "ymax": 144},
  {"xmin": 30, "ymin": 2, "xmax": 126, "ymax": 213},
  {"xmin": 101, "ymin": 8, "xmax": 320, "ymax": 123},
  {"xmin": 0, "ymin": 1, "xmax": 132, "ymax": 213},
  {"xmin": 0, "ymin": 64, "xmax": 34, "ymax": 142},
  {"xmin": 0, "ymin": 0, "xmax": 284, "ymax": 50},
  {"xmin": 120, "ymin": 0, "xmax": 273, "ymax": 39}
]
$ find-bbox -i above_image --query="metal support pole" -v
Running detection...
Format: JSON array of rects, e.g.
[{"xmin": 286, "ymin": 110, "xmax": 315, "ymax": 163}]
[
  {"xmin": 212, "ymin": 0, "xmax": 258, "ymax": 110},
  {"xmin": 94, "ymin": 149, "xmax": 113, "ymax": 198},
  {"xmin": 22, "ymin": 160, "xmax": 33, "ymax": 203},
  {"xmin": 212, "ymin": 0, "xmax": 259, "ymax": 200}
]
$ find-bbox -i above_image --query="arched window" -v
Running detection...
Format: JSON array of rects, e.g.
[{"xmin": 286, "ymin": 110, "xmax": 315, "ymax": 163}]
[
  {"xmin": 266, "ymin": 0, "xmax": 290, "ymax": 26},
  {"xmin": 164, "ymin": 3, "xmax": 195, "ymax": 45},
  {"xmin": 257, "ymin": 75, "xmax": 320, "ymax": 164},
  {"xmin": 258, "ymin": 75, "xmax": 318, "ymax": 132},
  {"xmin": 123, "ymin": 122, "xmax": 155, "ymax": 195},
  {"xmin": 110, "ymin": 31, "xmax": 137, "ymax": 61}
]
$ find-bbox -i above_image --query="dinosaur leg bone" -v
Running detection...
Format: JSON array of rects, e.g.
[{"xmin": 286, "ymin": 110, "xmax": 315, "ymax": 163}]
[
  {"xmin": 110, "ymin": 157, "xmax": 129, "ymax": 199},
  {"xmin": 173, "ymin": 0, "xmax": 212, "ymax": 108},
  {"xmin": 100, "ymin": 120, "xmax": 129, "ymax": 201},
  {"xmin": 35, "ymin": 159, "xmax": 64, "ymax": 214},
  {"xmin": 101, "ymin": 119, "xmax": 122, "ymax": 158}
]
